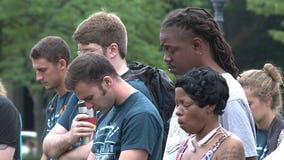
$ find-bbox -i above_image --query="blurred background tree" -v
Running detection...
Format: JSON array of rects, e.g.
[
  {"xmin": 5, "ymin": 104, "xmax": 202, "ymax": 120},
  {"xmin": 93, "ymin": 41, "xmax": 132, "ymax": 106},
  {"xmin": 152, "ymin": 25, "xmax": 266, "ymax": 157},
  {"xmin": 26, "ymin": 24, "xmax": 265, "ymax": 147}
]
[
  {"xmin": 0, "ymin": 0, "xmax": 283, "ymax": 157},
  {"xmin": 247, "ymin": 0, "xmax": 284, "ymax": 43}
]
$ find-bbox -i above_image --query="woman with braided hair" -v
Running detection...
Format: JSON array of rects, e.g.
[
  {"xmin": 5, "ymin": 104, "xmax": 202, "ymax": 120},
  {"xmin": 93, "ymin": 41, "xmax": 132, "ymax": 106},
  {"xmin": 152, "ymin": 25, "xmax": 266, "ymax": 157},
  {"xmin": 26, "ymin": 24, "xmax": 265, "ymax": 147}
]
[
  {"xmin": 238, "ymin": 63, "xmax": 284, "ymax": 160},
  {"xmin": 160, "ymin": 7, "xmax": 257, "ymax": 160}
]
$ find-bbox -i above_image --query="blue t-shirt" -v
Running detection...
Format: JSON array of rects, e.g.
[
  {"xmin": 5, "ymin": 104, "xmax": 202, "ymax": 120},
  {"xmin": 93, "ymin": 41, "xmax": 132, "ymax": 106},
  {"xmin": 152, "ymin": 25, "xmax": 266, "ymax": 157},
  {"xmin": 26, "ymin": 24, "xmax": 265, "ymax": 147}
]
[
  {"xmin": 57, "ymin": 69, "xmax": 152, "ymax": 148},
  {"xmin": 42, "ymin": 91, "xmax": 73, "ymax": 139},
  {"xmin": 57, "ymin": 93, "xmax": 82, "ymax": 148},
  {"xmin": 91, "ymin": 92, "xmax": 163, "ymax": 160},
  {"xmin": 256, "ymin": 129, "xmax": 268, "ymax": 160},
  {"xmin": 58, "ymin": 93, "xmax": 79, "ymax": 131}
]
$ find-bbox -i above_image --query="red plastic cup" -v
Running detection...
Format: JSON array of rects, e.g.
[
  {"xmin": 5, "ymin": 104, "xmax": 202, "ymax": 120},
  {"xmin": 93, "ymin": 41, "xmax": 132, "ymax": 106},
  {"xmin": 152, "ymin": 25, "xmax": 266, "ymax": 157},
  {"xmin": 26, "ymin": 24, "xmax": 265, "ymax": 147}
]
[
  {"xmin": 80, "ymin": 116, "xmax": 97, "ymax": 144},
  {"xmin": 80, "ymin": 116, "xmax": 97, "ymax": 125}
]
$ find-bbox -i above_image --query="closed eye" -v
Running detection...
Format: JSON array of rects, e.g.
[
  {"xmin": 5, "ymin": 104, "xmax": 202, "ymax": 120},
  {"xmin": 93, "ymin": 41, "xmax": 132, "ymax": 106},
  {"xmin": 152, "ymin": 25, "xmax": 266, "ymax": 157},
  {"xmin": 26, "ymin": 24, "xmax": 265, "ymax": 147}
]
[
  {"xmin": 83, "ymin": 95, "xmax": 93, "ymax": 102},
  {"xmin": 37, "ymin": 68, "xmax": 47, "ymax": 73}
]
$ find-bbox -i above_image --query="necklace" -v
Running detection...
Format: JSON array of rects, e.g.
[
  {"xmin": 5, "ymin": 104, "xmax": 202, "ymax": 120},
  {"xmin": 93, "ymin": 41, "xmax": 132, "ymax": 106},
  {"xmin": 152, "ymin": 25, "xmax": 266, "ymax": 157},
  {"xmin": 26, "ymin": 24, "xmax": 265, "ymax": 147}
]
[{"xmin": 188, "ymin": 125, "xmax": 222, "ymax": 152}]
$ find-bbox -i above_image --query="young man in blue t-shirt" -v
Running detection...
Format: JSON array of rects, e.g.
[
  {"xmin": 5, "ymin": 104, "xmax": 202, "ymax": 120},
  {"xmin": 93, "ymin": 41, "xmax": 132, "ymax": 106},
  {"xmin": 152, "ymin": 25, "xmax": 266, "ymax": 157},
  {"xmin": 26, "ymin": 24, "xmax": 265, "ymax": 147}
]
[
  {"xmin": 30, "ymin": 36, "xmax": 75, "ymax": 160},
  {"xmin": 66, "ymin": 53, "xmax": 163, "ymax": 159}
]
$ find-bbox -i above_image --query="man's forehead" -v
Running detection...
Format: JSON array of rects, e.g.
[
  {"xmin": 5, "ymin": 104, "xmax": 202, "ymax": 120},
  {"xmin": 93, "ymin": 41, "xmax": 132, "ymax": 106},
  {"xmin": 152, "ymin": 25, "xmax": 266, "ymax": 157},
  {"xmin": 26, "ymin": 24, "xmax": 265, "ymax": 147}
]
[{"xmin": 32, "ymin": 59, "xmax": 53, "ymax": 68}]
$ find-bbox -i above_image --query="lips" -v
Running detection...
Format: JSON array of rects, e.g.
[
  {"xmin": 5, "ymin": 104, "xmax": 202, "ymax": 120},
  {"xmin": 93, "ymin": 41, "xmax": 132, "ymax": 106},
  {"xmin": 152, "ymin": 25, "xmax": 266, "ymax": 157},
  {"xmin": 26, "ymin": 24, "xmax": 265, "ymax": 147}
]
[
  {"xmin": 177, "ymin": 119, "xmax": 183, "ymax": 126},
  {"xmin": 167, "ymin": 64, "xmax": 175, "ymax": 72}
]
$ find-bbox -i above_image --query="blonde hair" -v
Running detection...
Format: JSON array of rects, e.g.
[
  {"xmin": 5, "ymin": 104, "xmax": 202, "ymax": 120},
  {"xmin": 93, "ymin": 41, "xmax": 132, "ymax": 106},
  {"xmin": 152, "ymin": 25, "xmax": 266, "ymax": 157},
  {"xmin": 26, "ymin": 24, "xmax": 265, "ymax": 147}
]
[
  {"xmin": 0, "ymin": 80, "xmax": 7, "ymax": 96},
  {"xmin": 238, "ymin": 63, "xmax": 283, "ymax": 116}
]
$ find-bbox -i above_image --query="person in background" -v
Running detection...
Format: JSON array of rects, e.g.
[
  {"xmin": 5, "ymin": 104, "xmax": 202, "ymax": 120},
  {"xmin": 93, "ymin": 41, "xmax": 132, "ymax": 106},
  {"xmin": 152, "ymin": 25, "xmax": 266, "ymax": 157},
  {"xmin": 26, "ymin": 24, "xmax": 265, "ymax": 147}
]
[
  {"xmin": 238, "ymin": 63, "xmax": 284, "ymax": 160},
  {"xmin": 43, "ymin": 11, "xmax": 152, "ymax": 159},
  {"xmin": 65, "ymin": 53, "xmax": 163, "ymax": 159},
  {"xmin": 0, "ymin": 79, "xmax": 21, "ymax": 160},
  {"xmin": 30, "ymin": 36, "xmax": 75, "ymax": 160},
  {"xmin": 175, "ymin": 67, "xmax": 245, "ymax": 160},
  {"xmin": 160, "ymin": 7, "xmax": 257, "ymax": 160}
]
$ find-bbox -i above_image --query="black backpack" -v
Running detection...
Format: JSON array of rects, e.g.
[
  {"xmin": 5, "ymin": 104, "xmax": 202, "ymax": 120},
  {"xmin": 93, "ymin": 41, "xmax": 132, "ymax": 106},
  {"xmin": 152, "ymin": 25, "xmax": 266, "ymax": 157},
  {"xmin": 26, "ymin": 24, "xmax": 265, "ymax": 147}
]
[{"xmin": 126, "ymin": 61, "xmax": 175, "ymax": 148}]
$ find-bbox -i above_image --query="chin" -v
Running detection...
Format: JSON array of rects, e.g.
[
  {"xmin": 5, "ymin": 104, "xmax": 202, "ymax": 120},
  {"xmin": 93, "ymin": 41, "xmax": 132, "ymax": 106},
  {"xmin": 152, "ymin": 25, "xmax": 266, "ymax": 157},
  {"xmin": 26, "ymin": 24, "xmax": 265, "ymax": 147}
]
[
  {"xmin": 180, "ymin": 126, "xmax": 189, "ymax": 133},
  {"xmin": 179, "ymin": 124, "xmax": 193, "ymax": 134}
]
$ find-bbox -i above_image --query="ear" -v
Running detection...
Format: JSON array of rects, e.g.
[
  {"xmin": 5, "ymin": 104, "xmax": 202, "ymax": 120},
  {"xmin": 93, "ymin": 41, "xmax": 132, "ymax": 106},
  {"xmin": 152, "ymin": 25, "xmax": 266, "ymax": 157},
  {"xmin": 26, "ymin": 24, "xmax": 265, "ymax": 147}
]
[
  {"xmin": 265, "ymin": 95, "xmax": 273, "ymax": 109},
  {"xmin": 58, "ymin": 59, "xmax": 67, "ymax": 70},
  {"xmin": 102, "ymin": 76, "xmax": 113, "ymax": 87},
  {"xmin": 107, "ymin": 43, "xmax": 119, "ymax": 59},
  {"xmin": 192, "ymin": 37, "xmax": 203, "ymax": 52},
  {"xmin": 205, "ymin": 104, "xmax": 216, "ymax": 114}
]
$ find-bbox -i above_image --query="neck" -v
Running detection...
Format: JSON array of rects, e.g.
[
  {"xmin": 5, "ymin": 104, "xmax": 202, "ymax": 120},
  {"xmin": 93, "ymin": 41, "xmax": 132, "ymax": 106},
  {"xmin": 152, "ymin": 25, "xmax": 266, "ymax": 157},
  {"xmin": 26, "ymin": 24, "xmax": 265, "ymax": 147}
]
[
  {"xmin": 256, "ymin": 111, "xmax": 276, "ymax": 129},
  {"xmin": 111, "ymin": 58, "xmax": 129, "ymax": 76},
  {"xmin": 188, "ymin": 124, "xmax": 221, "ymax": 153},
  {"xmin": 195, "ymin": 123, "xmax": 221, "ymax": 142},
  {"xmin": 114, "ymin": 79, "xmax": 137, "ymax": 105},
  {"xmin": 201, "ymin": 54, "xmax": 225, "ymax": 74},
  {"xmin": 56, "ymin": 85, "xmax": 68, "ymax": 96}
]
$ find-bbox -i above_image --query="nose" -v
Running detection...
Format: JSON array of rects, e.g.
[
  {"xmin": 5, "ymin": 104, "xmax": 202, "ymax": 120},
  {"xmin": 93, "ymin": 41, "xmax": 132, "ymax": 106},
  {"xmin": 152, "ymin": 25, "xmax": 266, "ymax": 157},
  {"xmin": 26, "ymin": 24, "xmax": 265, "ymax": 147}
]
[
  {"xmin": 36, "ymin": 72, "xmax": 43, "ymax": 81},
  {"xmin": 175, "ymin": 105, "xmax": 183, "ymax": 117},
  {"xmin": 163, "ymin": 52, "xmax": 171, "ymax": 63},
  {"xmin": 84, "ymin": 101, "xmax": 93, "ymax": 109}
]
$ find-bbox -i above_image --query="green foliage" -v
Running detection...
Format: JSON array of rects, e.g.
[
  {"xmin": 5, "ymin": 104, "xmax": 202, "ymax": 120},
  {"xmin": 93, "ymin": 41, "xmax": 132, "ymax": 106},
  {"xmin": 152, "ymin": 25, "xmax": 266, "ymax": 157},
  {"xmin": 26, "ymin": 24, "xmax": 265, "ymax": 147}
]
[
  {"xmin": 247, "ymin": 0, "xmax": 284, "ymax": 45},
  {"xmin": 247, "ymin": 0, "xmax": 284, "ymax": 16},
  {"xmin": 0, "ymin": 0, "xmax": 208, "ymax": 92},
  {"xmin": 269, "ymin": 29, "xmax": 284, "ymax": 44}
]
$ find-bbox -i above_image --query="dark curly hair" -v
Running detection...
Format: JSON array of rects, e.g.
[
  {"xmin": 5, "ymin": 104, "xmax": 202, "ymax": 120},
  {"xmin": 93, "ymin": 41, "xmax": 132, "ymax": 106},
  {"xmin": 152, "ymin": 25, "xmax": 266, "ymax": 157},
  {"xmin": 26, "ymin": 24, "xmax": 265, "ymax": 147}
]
[
  {"xmin": 161, "ymin": 7, "xmax": 239, "ymax": 78},
  {"xmin": 175, "ymin": 67, "xmax": 229, "ymax": 115}
]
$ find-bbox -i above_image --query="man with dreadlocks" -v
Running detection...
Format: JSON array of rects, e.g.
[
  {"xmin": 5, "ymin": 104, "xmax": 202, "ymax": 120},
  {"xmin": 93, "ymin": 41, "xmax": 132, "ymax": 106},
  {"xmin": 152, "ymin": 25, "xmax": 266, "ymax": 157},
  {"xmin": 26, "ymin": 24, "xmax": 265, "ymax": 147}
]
[{"xmin": 160, "ymin": 7, "xmax": 257, "ymax": 160}]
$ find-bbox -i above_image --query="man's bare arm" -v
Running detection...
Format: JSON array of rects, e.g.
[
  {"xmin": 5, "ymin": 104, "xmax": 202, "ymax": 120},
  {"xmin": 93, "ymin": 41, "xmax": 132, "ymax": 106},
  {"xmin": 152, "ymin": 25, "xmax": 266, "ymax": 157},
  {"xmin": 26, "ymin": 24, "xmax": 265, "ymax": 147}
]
[
  {"xmin": 43, "ymin": 123, "xmax": 75, "ymax": 158},
  {"xmin": 0, "ymin": 145, "xmax": 15, "ymax": 160},
  {"xmin": 43, "ymin": 114, "xmax": 94, "ymax": 158},
  {"xmin": 58, "ymin": 141, "xmax": 93, "ymax": 160},
  {"xmin": 119, "ymin": 149, "xmax": 148, "ymax": 160}
]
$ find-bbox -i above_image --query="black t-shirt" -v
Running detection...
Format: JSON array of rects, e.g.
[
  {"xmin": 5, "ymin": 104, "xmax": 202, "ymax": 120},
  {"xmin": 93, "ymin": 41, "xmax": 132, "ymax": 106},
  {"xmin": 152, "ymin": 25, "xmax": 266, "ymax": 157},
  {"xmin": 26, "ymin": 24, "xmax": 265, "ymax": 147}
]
[{"xmin": 0, "ymin": 95, "xmax": 21, "ymax": 160}]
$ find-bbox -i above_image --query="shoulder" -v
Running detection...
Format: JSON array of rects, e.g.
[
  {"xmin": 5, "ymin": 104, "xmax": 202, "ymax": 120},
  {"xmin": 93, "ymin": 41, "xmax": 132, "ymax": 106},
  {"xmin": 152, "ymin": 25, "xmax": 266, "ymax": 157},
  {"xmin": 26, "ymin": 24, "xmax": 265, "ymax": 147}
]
[
  {"xmin": 221, "ymin": 73, "xmax": 248, "ymax": 102},
  {"xmin": 216, "ymin": 133, "xmax": 245, "ymax": 159},
  {"xmin": 271, "ymin": 117, "xmax": 284, "ymax": 127},
  {"xmin": 0, "ymin": 95, "xmax": 18, "ymax": 114},
  {"xmin": 66, "ymin": 92, "xmax": 79, "ymax": 104},
  {"xmin": 0, "ymin": 95, "xmax": 14, "ymax": 106}
]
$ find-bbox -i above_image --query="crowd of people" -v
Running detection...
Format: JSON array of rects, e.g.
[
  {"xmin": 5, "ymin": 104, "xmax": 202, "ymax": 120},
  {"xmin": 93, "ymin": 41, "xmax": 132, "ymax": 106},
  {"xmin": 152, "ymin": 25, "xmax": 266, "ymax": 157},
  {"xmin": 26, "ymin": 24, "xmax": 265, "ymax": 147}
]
[{"xmin": 1, "ymin": 6, "xmax": 284, "ymax": 160}]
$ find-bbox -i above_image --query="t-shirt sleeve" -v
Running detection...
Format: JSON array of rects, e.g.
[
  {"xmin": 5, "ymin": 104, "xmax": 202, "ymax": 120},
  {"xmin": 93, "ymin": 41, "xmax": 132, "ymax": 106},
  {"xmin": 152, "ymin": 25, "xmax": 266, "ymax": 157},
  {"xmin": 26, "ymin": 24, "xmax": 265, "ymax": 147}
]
[
  {"xmin": 220, "ymin": 99, "xmax": 257, "ymax": 157},
  {"xmin": 120, "ymin": 112, "xmax": 163, "ymax": 155},
  {"xmin": 58, "ymin": 94, "xmax": 79, "ymax": 130}
]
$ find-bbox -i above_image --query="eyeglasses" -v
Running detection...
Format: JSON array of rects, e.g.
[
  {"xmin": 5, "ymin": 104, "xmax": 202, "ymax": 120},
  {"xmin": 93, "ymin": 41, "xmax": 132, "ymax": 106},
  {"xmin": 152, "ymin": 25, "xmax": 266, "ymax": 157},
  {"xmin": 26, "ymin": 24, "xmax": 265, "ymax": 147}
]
[
  {"xmin": 77, "ymin": 47, "xmax": 102, "ymax": 56},
  {"xmin": 184, "ymin": 7, "xmax": 213, "ymax": 18}
]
